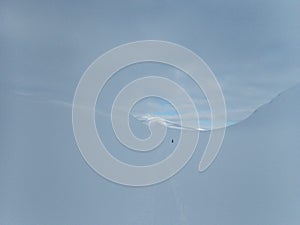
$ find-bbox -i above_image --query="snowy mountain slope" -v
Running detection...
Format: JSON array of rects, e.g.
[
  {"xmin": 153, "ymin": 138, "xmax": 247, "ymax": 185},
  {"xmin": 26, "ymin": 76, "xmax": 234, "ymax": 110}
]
[
  {"xmin": 0, "ymin": 84, "xmax": 299, "ymax": 225},
  {"xmin": 136, "ymin": 83, "xmax": 300, "ymax": 225}
]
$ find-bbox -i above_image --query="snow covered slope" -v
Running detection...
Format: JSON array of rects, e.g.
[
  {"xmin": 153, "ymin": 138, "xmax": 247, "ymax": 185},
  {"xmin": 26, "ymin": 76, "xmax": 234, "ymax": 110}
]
[{"xmin": 0, "ymin": 84, "xmax": 299, "ymax": 225}]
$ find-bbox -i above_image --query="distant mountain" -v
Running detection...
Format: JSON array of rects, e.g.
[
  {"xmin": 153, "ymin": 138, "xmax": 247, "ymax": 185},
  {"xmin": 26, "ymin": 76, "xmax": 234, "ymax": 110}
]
[{"xmin": 235, "ymin": 83, "xmax": 300, "ymax": 129}]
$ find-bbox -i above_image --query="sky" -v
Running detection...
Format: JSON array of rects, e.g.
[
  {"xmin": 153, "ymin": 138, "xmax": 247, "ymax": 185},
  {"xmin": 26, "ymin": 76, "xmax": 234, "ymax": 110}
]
[{"xmin": 1, "ymin": 0, "xmax": 300, "ymax": 124}]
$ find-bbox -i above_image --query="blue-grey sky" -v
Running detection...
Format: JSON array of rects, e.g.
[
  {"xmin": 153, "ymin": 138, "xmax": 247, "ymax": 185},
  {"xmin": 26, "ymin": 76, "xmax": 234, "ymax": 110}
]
[{"xmin": 1, "ymin": 0, "xmax": 299, "ymax": 123}]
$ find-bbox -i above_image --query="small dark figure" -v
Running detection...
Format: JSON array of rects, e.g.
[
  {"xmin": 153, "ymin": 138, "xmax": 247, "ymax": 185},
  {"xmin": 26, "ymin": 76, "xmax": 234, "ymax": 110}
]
[{"xmin": 171, "ymin": 139, "xmax": 174, "ymax": 143}]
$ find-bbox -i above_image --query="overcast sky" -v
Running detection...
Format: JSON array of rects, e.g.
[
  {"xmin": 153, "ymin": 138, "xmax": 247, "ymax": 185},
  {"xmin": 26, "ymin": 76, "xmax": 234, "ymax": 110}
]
[{"xmin": 1, "ymin": 0, "xmax": 300, "ymax": 125}]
